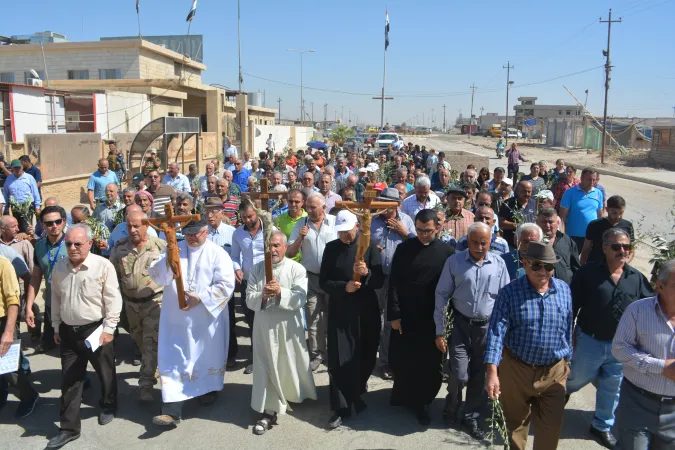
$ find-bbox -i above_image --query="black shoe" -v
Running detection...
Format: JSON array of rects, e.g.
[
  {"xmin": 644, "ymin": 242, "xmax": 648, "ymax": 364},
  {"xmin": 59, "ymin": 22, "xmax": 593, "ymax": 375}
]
[
  {"xmin": 353, "ymin": 397, "xmax": 367, "ymax": 414},
  {"xmin": 244, "ymin": 364, "xmax": 253, "ymax": 375},
  {"xmin": 327, "ymin": 413, "xmax": 343, "ymax": 430},
  {"xmin": 132, "ymin": 358, "xmax": 142, "ymax": 366},
  {"xmin": 461, "ymin": 419, "xmax": 486, "ymax": 441},
  {"xmin": 35, "ymin": 343, "xmax": 55, "ymax": 353},
  {"xmin": 47, "ymin": 431, "xmax": 81, "ymax": 449},
  {"xmin": 590, "ymin": 426, "xmax": 617, "ymax": 449},
  {"xmin": 310, "ymin": 357, "xmax": 322, "ymax": 372},
  {"xmin": 442, "ymin": 401, "xmax": 458, "ymax": 423},
  {"xmin": 415, "ymin": 406, "xmax": 431, "ymax": 426},
  {"xmin": 98, "ymin": 410, "xmax": 115, "ymax": 426},
  {"xmin": 15, "ymin": 394, "xmax": 38, "ymax": 419},
  {"xmin": 226, "ymin": 359, "xmax": 237, "ymax": 369}
]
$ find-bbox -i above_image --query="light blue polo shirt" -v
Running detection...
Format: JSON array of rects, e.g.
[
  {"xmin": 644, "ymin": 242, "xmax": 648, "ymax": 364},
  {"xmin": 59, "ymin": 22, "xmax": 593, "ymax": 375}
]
[
  {"xmin": 87, "ymin": 170, "xmax": 120, "ymax": 201},
  {"xmin": 560, "ymin": 185, "xmax": 604, "ymax": 237}
]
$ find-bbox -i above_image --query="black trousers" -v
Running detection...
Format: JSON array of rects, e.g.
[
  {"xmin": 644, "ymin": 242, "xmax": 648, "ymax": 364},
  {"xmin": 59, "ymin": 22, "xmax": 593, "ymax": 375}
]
[
  {"xmin": 446, "ymin": 312, "xmax": 489, "ymax": 421},
  {"xmin": 507, "ymin": 164, "xmax": 520, "ymax": 183},
  {"xmin": 0, "ymin": 317, "xmax": 37, "ymax": 403},
  {"xmin": 59, "ymin": 321, "xmax": 117, "ymax": 433},
  {"xmin": 227, "ymin": 292, "xmax": 238, "ymax": 361}
]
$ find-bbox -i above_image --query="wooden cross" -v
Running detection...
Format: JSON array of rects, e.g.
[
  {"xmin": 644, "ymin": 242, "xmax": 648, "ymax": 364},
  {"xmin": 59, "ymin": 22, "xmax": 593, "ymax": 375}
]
[
  {"xmin": 335, "ymin": 183, "xmax": 398, "ymax": 282},
  {"xmin": 143, "ymin": 204, "xmax": 200, "ymax": 309},
  {"xmin": 245, "ymin": 177, "xmax": 289, "ymax": 285}
]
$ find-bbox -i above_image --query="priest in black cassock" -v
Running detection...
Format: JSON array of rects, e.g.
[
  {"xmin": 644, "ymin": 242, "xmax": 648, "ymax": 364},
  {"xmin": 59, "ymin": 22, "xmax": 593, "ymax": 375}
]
[
  {"xmin": 319, "ymin": 210, "xmax": 384, "ymax": 430},
  {"xmin": 388, "ymin": 209, "xmax": 454, "ymax": 425}
]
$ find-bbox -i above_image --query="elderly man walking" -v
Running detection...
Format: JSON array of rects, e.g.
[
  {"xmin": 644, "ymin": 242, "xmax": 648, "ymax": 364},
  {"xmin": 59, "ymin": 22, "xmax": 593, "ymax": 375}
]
[
  {"xmin": 498, "ymin": 180, "xmax": 537, "ymax": 249},
  {"xmin": 612, "ymin": 259, "xmax": 675, "ymax": 449},
  {"xmin": 401, "ymin": 175, "xmax": 440, "ymax": 219},
  {"xmin": 485, "ymin": 242, "xmax": 573, "ymax": 450},
  {"xmin": 435, "ymin": 222, "xmax": 510, "ymax": 439},
  {"xmin": 536, "ymin": 207, "xmax": 580, "ymax": 285},
  {"xmin": 93, "ymin": 183, "xmax": 123, "ymax": 232},
  {"xmin": 568, "ymin": 228, "xmax": 653, "ymax": 448},
  {"xmin": 161, "ymin": 163, "xmax": 191, "ymax": 192}
]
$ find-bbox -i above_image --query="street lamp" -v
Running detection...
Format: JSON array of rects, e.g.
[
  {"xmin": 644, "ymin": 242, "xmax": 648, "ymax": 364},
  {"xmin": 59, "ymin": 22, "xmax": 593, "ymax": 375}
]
[{"xmin": 287, "ymin": 49, "xmax": 315, "ymax": 125}]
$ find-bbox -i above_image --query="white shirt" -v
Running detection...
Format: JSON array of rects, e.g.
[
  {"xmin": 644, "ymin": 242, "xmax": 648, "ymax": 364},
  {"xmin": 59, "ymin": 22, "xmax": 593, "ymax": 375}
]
[
  {"xmin": 207, "ymin": 222, "xmax": 236, "ymax": 256},
  {"xmin": 161, "ymin": 173, "xmax": 191, "ymax": 192},
  {"xmin": 289, "ymin": 214, "xmax": 337, "ymax": 274},
  {"xmin": 231, "ymin": 223, "xmax": 265, "ymax": 279},
  {"xmin": 401, "ymin": 191, "xmax": 441, "ymax": 219},
  {"xmin": 266, "ymin": 138, "xmax": 275, "ymax": 151}
]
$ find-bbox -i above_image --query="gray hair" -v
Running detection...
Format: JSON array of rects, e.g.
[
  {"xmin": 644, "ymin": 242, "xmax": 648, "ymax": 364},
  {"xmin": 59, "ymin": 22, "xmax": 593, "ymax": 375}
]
[
  {"xmin": 516, "ymin": 222, "xmax": 543, "ymax": 243},
  {"xmin": 414, "ymin": 175, "xmax": 431, "ymax": 188},
  {"xmin": 272, "ymin": 230, "xmax": 288, "ymax": 245},
  {"xmin": 304, "ymin": 155, "xmax": 314, "ymax": 163},
  {"xmin": 105, "ymin": 183, "xmax": 119, "ymax": 191},
  {"xmin": 467, "ymin": 222, "xmax": 491, "ymax": 237},
  {"xmin": 224, "ymin": 170, "xmax": 232, "ymax": 177},
  {"xmin": 207, "ymin": 175, "xmax": 218, "ymax": 182},
  {"xmin": 657, "ymin": 259, "xmax": 675, "ymax": 284},
  {"xmin": 306, "ymin": 192, "xmax": 326, "ymax": 207},
  {"xmin": 247, "ymin": 176, "xmax": 257, "ymax": 184},
  {"xmin": 122, "ymin": 186, "xmax": 137, "ymax": 195},
  {"xmin": 0, "ymin": 216, "xmax": 13, "ymax": 230},
  {"xmin": 68, "ymin": 223, "xmax": 93, "ymax": 241},
  {"xmin": 396, "ymin": 167, "xmax": 408, "ymax": 176},
  {"xmin": 602, "ymin": 227, "xmax": 630, "ymax": 245},
  {"xmin": 272, "ymin": 184, "xmax": 288, "ymax": 192},
  {"xmin": 176, "ymin": 191, "xmax": 193, "ymax": 205}
]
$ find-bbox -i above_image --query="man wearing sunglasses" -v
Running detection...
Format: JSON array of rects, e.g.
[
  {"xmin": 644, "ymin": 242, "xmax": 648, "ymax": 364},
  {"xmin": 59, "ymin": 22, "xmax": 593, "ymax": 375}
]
[
  {"xmin": 566, "ymin": 228, "xmax": 654, "ymax": 448},
  {"xmin": 485, "ymin": 241, "xmax": 573, "ymax": 450},
  {"xmin": 231, "ymin": 159, "xmax": 252, "ymax": 193},
  {"xmin": 3, "ymin": 160, "xmax": 41, "ymax": 233},
  {"xmin": 144, "ymin": 169, "xmax": 177, "ymax": 219}
]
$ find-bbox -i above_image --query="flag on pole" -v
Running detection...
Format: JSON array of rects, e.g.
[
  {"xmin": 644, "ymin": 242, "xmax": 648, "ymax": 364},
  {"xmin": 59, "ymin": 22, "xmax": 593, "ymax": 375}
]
[
  {"xmin": 186, "ymin": 0, "xmax": 197, "ymax": 22},
  {"xmin": 385, "ymin": 10, "xmax": 390, "ymax": 50},
  {"xmin": 136, "ymin": 0, "xmax": 139, "ymax": 13}
]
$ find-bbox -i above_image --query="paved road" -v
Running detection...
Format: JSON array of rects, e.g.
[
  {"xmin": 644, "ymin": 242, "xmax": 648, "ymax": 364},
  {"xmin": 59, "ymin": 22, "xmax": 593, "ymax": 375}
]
[{"xmin": 410, "ymin": 134, "xmax": 675, "ymax": 275}]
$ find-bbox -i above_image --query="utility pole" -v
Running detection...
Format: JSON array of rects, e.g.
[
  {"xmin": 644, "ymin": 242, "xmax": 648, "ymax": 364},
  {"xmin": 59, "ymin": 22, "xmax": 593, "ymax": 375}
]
[
  {"xmin": 324, "ymin": 103, "xmax": 327, "ymax": 124},
  {"xmin": 503, "ymin": 62, "xmax": 514, "ymax": 147},
  {"xmin": 341, "ymin": 105, "xmax": 344, "ymax": 122},
  {"xmin": 277, "ymin": 97, "xmax": 282, "ymax": 124},
  {"xmin": 237, "ymin": 0, "xmax": 242, "ymax": 92},
  {"xmin": 442, "ymin": 104, "xmax": 447, "ymax": 132},
  {"xmin": 672, "ymin": 106, "xmax": 675, "ymax": 118},
  {"xmin": 600, "ymin": 9, "xmax": 622, "ymax": 164},
  {"xmin": 287, "ymin": 49, "xmax": 315, "ymax": 126},
  {"xmin": 311, "ymin": 102, "xmax": 314, "ymax": 123},
  {"xmin": 469, "ymin": 83, "xmax": 477, "ymax": 140}
]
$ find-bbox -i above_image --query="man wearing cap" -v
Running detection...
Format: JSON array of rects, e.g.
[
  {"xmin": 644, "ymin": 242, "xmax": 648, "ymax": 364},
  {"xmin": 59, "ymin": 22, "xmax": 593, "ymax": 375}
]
[
  {"xmin": 536, "ymin": 207, "xmax": 580, "ymax": 285},
  {"xmin": 435, "ymin": 222, "xmax": 509, "ymax": 438},
  {"xmin": 105, "ymin": 140, "xmax": 126, "ymax": 182},
  {"xmin": 149, "ymin": 218, "xmax": 235, "ymax": 427},
  {"xmin": 85, "ymin": 158, "xmax": 119, "ymax": 213},
  {"xmin": 3, "ymin": 159, "xmax": 40, "ymax": 232},
  {"xmin": 370, "ymin": 187, "xmax": 416, "ymax": 380},
  {"xmin": 319, "ymin": 210, "xmax": 384, "ymax": 429},
  {"xmin": 498, "ymin": 180, "xmax": 537, "ymax": 249},
  {"xmin": 441, "ymin": 187, "xmax": 475, "ymax": 242},
  {"xmin": 287, "ymin": 193, "xmax": 337, "ymax": 371},
  {"xmin": 143, "ymin": 149, "xmax": 161, "ymax": 176},
  {"xmin": 485, "ymin": 241, "xmax": 573, "ymax": 450},
  {"xmin": 161, "ymin": 163, "xmax": 191, "ymax": 193},
  {"xmin": 318, "ymin": 173, "xmax": 341, "ymax": 212},
  {"xmin": 401, "ymin": 175, "xmax": 440, "ymax": 220},
  {"xmin": 110, "ymin": 209, "xmax": 166, "ymax": 402}
]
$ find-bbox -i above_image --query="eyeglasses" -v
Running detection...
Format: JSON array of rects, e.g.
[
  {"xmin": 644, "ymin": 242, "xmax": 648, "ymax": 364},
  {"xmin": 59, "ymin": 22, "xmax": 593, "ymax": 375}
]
[
  {"xmin": 529, "ymin": 262, "xmax": 556, "ymax": 272},
  {"xmin": 477, "ymin": 202, "xmax": 491, "ymax": 207},
  {"xmin": 43, "ymin": 218, "xmax": 64, "ymax": 227},
  {"xmin": 609, "ymin": 243, "xmax": 633, "ymax": 252},
  {"xmin": 288, "ymin": 200, "xmax": 302, "ymax": 204},
  {"xmin": 148, "ymin": 175, "xmax": 160, "ymax": 179},
  {"xmin": 415, "ymin": 227, "xmax": 436, "ymax": 235},
  {"xmin": 65, "ymin": 241, "xmax": 87, "ymax": 248}
]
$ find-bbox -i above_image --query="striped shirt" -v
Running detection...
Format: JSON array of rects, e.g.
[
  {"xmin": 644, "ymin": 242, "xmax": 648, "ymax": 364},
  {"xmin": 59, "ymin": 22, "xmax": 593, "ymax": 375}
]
[
  {"xmin": 612, "ymin": 296, "xmax": 675, "ymax": 396},
  {"xmin": 207, "ymin": 222, "xmax": 235, "ymax": 256},
  {"xmin": 485, "ymin": 275, "xmax": 573, "ymax": 366}
]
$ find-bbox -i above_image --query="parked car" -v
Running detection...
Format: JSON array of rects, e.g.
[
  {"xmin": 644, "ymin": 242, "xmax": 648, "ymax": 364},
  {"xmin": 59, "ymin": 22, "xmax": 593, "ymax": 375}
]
[
  {"xmin": 502, "ymin": 128, "xmax": 523, "ymax": 139},
  {"xmin": 345, "ymin": 136, "xmax": 364, "ymax": 152},
  {"xmin": 376, "ymin": 132, "xmax": 400, "ymax": 149}
]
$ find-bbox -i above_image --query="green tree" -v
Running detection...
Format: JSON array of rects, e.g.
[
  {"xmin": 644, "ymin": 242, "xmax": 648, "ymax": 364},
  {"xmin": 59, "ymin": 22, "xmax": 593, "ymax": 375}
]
[
  {"xmin": 328, "ymin": 125, "xmax": 355, "ymax": 145},
  {"xmin": 400, "ymin": 121, "xmax": 407, "ymax": 128}
]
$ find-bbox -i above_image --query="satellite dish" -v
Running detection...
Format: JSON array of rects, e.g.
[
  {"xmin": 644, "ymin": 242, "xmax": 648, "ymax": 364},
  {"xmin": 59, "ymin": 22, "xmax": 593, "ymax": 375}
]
[{"xmin": 29, "ymin": 69, "xmax": 41, "ymax": 79}]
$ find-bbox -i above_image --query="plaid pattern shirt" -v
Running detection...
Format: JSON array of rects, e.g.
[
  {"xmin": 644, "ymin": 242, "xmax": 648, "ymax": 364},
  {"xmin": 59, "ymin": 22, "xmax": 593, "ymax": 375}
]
[
  {"xmin": 553, "ymin": 177, "xmax": 580, "ymax": 210},
  {"xmin": 485, "ymin": 275, "xmax": 573, "ymax": 366},
  {"xmin": 443, "ymin": 208, "xmax": 475, "ymax": 240}
]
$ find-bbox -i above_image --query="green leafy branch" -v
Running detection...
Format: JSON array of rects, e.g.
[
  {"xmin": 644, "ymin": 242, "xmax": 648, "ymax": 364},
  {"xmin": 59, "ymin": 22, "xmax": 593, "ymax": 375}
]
[{"xmin": 486, "ymin": 396, "xmax": 510, "ymax": 449}]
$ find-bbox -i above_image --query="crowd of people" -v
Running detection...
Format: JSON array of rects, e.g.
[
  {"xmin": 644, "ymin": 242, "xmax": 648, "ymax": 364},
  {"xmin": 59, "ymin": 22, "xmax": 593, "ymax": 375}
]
[{"xmin": 0, "ymin": 136, "xmax": 673, "ymax": 450}]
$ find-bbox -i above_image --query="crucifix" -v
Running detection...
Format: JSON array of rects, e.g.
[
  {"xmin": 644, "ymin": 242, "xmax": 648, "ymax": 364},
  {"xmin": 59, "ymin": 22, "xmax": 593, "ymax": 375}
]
[
  {"xmin": 245, "ymin": 177, "xmax": 289, "ymax": 284},
  {"xmin": 143, "ymin": 204, "xmax": 200, "ymax": 309},
  {"xmin": 335, "ymin": 183, "xmax": 398, "ymax": 282}
]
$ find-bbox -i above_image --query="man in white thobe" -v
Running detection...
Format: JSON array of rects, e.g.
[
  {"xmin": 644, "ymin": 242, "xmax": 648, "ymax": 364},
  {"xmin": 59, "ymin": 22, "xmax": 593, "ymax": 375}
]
[
  {"xmin": 247, "ymin": 231, "xmax": 316, "ymax": 434},
  {"xmin": 148, "ymin": 219, "xmax": 235, "ymax": 427}
]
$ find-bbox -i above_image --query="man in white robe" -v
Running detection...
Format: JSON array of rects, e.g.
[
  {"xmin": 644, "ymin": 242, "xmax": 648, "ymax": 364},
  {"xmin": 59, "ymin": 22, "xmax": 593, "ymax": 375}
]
[
  {"xmin": 246, "ymin": 231, "xmax": 317, "ymax": 435},
  {"xmin": 148, "ymin": 219, "xmax": 235, "ymax": 426}
]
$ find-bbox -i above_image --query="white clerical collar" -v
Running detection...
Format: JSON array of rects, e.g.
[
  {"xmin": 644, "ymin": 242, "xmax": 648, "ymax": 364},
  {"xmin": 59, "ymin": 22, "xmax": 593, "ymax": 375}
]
[{"xmin": 187, "ymin": 241, "xmax": 207, "ymax": 253}]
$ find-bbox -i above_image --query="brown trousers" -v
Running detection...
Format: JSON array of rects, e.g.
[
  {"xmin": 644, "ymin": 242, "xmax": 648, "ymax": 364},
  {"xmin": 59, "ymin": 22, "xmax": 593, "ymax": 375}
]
[{"xmin": 499, "ymin": 348, "xmax": 570, "ymax": 450}]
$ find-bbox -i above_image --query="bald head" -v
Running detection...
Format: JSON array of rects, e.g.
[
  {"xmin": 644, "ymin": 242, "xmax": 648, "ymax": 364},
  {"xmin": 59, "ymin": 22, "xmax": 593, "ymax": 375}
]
[
  {"xmin": 125, "ymin": 204, "xmax": 143, "ymax": 220},
  {"xmin": 44, "ymin": 197, "xmax": 60, "ymax": 207}
]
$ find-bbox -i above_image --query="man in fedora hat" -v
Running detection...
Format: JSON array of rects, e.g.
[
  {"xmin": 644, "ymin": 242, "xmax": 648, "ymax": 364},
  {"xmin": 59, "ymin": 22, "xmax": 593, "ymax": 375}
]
[
  {"xmin": 485, "ymin": 241, "xmax": 573, "ymax": 450},
  {"xmin": 370, "ymin": 187, "xmax": 416, "ymax": 380}
]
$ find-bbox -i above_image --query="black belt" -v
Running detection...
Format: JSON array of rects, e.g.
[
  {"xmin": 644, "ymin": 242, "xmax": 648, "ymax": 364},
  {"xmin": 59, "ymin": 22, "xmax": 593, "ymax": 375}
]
[
  {"xmin": 63, "ymin": 320, "xmax": 102, "ymax": 332},
  {"xmin": 454, "ymin": 308, "xmax": 490, "ymax": 326},
  {"xmin": 126, "ymin": 291, "xmax": 162, "ymax": 303},
  {"xmin": 625, "ymin": 379, "xmax": 675, "ymax": 404},
  {"xmin": 307, "ymin": 271, "xmax": 320, "ymax": 277}
]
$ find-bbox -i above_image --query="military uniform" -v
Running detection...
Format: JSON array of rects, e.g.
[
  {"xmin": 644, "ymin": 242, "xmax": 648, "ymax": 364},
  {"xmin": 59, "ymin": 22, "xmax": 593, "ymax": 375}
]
[
  {"xmin": 143, "ymin": 158, "xmax": 161, "ymax": 176},
  {"xmin": 110, "ymin": 236, "xmax": 166, "ymax": 388}
]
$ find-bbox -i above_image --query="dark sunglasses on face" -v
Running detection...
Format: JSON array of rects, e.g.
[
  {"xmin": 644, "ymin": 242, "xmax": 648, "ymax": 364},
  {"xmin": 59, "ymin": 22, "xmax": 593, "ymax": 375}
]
[
  {"xmin": 530, "ymin": 262, "xmax": 556, "ymax": 272},
  {"xmin": 610, "ymin": 243, "xmax": 632, "ymax": 252},
  {"xmin": 477, "ymin": 202, "xmax": 491, "ymax": 207},
  {"xmin": 65, "ymin": 241, "xmax": 86, "ymax": 248},
  {"xmin": 43, "ymin": 218, "xmax": 64, "ymax": 227}
]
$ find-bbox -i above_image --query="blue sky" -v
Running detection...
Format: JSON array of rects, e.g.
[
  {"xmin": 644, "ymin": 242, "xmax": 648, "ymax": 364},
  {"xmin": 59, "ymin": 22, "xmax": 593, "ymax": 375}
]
[{"xmin": 6, "ymin": 0, "xmax": 675, "ymax": 125}]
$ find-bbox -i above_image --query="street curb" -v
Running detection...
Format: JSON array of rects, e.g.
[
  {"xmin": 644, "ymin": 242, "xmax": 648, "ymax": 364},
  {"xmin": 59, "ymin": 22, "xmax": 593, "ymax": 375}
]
[{"xmin": 458, "ymin": 139, "xmax": 675, "ymax": 191}]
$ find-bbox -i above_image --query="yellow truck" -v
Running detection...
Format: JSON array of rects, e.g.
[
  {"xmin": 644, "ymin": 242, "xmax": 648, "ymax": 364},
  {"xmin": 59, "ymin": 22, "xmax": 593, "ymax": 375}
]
[{"xmin": 484, "ymin": 124, "xmax": 502, "ymax": 137}]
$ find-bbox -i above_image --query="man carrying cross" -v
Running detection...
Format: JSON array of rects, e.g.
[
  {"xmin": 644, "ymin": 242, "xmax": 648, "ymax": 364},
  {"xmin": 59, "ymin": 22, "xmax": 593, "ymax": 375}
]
[{"xmin": 148, "ymin": 218, "xmax": 235, "ymax": 427}]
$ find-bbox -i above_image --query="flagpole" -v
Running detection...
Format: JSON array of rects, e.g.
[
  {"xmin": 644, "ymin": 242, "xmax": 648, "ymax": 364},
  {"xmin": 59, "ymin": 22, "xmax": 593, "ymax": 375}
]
[
  {"xmin": 137, "ymin": 6, "xmax": 143, "ymax": 39},
  {"xmin": 380, "ymin": 12, "xmax": 388, "ymax": 129}
]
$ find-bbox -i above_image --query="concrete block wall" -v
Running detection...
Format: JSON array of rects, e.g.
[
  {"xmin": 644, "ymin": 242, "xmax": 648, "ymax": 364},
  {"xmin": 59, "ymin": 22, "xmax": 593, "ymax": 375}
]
[{"xmin": 139, "ymin": 49, "xmax": 202, "ymax": 86}]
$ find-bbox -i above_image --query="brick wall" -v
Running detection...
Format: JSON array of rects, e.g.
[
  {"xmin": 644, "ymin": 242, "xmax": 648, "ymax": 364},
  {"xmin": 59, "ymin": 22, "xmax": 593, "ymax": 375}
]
[{"xmin": 139, "ymin": 49, "xmax": 202, "ymax": 86}]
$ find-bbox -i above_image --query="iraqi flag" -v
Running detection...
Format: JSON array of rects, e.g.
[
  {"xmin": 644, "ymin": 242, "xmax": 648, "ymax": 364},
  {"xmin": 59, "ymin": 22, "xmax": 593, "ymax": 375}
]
[
  {"xmin": 136, "ymin": 0, "xmax": 139, "ymax": 13},
  {"xmin": 385, "ymin": 11, "xmax": 390, "ymax": 50},
  {"xmin": 186, "ymin": 0, "xmax": 197, "ymax": 22}
]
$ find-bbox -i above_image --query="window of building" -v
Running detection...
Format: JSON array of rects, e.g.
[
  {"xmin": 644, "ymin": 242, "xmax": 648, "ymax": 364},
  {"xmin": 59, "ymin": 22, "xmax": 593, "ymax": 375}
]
[
  {"xmin": 99, "ymin": 69, "xmax": 122, "ymax": 80},
  {"xmin": 558, "ymin": 110, "xmax": 562, "ymax": 115},
  {"xmin": 0, "ymin": 73, "xmax": 15, "ymax": 83},
  {"xmin": 65, "ymin": 111, "xmax": 80, "ymax": 131},
  {"xmin": 67, "ymin": 70, "xmax": 89, "ymax": 80},
  {"xmin": 566, "ymin": 110, "xmax": 571, "ymax": 115},
  {"xmin": 24, "ymin": 71, "xmax": 45, "ymax": 84},
  {"xmin": 174, "ymin": 62, "xmax": 182, "ymax": 78}
]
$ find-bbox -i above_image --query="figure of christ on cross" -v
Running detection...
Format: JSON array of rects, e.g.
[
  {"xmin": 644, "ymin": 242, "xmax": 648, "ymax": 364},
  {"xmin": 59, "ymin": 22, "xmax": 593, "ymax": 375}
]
[
  {"xmin": 143, "ymin": 204, "xmax": 200, "ymax": 309},
  {"xmin": 245, "ymin": 177, "xmax": 288, "ymax": 288},
  {"xmin": 336, "ymin": 183, "xmax": 398, "ymax": 282}
]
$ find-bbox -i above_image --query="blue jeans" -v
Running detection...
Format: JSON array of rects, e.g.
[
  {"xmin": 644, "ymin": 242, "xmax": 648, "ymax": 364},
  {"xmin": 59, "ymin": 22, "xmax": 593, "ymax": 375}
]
[{"xmin": 567, "ymin": 328, "xmax": 624, "ymax": 432}]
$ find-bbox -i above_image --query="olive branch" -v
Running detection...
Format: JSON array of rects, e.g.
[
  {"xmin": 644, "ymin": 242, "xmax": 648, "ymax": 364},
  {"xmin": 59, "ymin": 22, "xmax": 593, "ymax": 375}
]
[{"xmin": 486, "ymin": 396, "xmax": 510, "ymax": 449}]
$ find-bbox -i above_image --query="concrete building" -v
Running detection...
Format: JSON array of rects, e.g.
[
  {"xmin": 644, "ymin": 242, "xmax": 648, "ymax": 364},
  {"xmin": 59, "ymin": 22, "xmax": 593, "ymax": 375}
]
[
  {"xmin": 7, "ymin": 31, "xmax": 68, "ymax": 44},
  {"xmin": 101, "ymin": 35, "xmax": 203, "ymax": 63},
  {"xmin": 651, "ymin": 124, "xmax": 675, "ymax": 168},
  {"xmin": 514, "ymin": 97, "xmax": 581, "ymax": 132}
]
